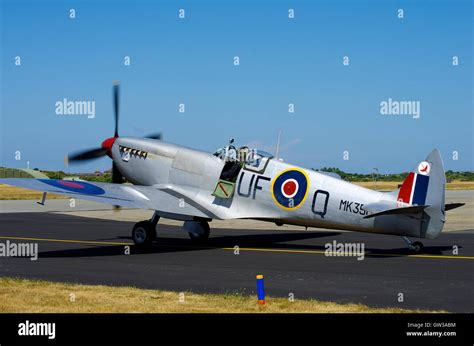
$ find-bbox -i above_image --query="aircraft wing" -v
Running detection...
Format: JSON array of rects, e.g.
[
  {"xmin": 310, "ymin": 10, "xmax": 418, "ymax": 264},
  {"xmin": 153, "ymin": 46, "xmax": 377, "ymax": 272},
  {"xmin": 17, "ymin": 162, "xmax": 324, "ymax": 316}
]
[{"xmin": 0, "ymin": 178, "xmax": 213, "ymax": 219}]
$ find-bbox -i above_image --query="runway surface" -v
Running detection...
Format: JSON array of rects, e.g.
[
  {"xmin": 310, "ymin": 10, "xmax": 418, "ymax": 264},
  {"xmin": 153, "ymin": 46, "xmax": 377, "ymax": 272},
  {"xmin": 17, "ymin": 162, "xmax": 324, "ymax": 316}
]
[{"xmin": 0, "ymin": 212, "xmax": 473, "ymax": 312}]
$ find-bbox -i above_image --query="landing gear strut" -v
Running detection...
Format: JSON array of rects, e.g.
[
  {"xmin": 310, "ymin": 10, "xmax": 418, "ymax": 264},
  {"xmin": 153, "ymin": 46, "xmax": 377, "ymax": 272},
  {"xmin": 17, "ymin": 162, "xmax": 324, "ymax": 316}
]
[
  {"xmin": 401, "ymin": 236, "xmax": 424, "ymax": 253},
  {"xmin": 132, "ymin": 212, "xmax": 160, "ymax": 247}
]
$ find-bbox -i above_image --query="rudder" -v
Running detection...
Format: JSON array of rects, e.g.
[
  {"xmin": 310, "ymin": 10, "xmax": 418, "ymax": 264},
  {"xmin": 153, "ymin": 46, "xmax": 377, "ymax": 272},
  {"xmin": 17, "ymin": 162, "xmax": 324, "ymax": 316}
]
[{"xmin": 397, "ymin": 149, "xmax": 446, "ymax": 239}]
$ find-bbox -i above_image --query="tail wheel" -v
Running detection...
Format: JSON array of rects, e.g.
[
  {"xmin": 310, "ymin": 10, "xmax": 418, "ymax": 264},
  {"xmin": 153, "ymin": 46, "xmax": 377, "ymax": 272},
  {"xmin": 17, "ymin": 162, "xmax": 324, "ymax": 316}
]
[
  {"xmin": 410, "ymin": 241, "xmax": 424, "ymax": 254},
  {"xmin": 188, "ymin": 221, "xmax": 210, "ymax": 241},
  {"xmin": 132, "ymin": 221, "xmax": 155, "ymax": 247}
]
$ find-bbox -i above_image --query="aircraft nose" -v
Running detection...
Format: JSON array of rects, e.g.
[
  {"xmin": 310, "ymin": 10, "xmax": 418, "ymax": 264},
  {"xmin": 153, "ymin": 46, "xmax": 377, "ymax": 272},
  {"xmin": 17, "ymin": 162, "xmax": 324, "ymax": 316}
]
[{"xmin": 101, "ymin": 137, "xmax": 117, "ymax": 157}]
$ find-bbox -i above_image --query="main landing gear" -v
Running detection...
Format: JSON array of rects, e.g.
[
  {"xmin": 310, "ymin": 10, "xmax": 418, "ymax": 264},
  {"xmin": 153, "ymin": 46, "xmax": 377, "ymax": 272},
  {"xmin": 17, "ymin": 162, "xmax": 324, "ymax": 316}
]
[
  {"xmin": 131, "ymin": 214, "xmax": 212, "ymax": 248},
  {"xmin": 184, "ymin": 220, "xmax": 210, "ymax": 242},
  {"xmin": 401, "ymin": 236, "xmax": 424, "ymax": 253},
  {"xmin": 132, "ymin": 212, "xmax": 159, "ymax": 247}
]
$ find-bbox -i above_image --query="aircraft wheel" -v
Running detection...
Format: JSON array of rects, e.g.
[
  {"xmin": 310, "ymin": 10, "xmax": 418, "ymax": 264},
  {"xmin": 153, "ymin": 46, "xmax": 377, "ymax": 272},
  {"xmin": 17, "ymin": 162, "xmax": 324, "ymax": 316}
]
[
  {"xmin": 132, "ymin": 221, "xmax": 155, "ymax": 247},
  {"xmin": 188, "ymin": 221, "xmax": 210, "ymax": 242},
  {"xmin": 410, "ymin": 241, "xmax": 424, "ymax": 253}
]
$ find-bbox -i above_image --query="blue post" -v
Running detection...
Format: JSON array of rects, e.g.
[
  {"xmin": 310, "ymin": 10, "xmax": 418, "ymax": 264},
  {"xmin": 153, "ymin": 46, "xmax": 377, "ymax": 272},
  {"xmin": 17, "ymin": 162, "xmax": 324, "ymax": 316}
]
[{"xmin": 256, "ymin": 274, "xmax": 265, "ymax": 305}]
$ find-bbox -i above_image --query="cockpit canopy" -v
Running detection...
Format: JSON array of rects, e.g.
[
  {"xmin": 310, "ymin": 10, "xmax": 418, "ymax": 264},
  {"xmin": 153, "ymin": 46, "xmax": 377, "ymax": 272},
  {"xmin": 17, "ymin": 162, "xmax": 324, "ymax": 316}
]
[
  {"xmin": 213, "ymin": 143, "xmax": 273, "ymax": 183},
  {"xmin": 213, "ymin": 146, "xmax": 273, "ymax": 167},
  {"xmin": 213, "ymin": 144, "xmax": 273, "ymax": 175}
]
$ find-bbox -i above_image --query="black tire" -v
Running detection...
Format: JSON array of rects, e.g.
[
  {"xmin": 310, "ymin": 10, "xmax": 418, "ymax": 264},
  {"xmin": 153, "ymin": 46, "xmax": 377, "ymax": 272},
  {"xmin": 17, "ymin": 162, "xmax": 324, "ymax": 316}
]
[
  {"xmin": 410, "ymin": 241, "xmax": 424, "ymax": 253},
  {"xmin": 188, "ymin": 221, "xmax": 210, "ymax": 242},
  {"xmin": 132, "ymin": 221, "xmax": 155, "ymax": 247}
]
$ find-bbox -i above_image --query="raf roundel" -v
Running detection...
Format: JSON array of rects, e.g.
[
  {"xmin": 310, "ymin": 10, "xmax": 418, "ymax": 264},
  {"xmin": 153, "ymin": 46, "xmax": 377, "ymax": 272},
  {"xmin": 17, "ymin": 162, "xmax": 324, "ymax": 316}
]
[
  {"xmin": 38, "ymin": 179, "xmax": 106, "ymax": 195},
  {"xmin": 271, "ymin": 169, "xmax": 310, "ymax": 210}
]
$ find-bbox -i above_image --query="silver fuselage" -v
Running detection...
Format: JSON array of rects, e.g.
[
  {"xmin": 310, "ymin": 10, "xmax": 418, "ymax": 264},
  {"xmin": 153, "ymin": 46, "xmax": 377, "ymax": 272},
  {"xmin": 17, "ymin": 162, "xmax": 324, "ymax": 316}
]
[{"xmin": 112, "ymin": 137, "xmax": 428, "ymax": 238}]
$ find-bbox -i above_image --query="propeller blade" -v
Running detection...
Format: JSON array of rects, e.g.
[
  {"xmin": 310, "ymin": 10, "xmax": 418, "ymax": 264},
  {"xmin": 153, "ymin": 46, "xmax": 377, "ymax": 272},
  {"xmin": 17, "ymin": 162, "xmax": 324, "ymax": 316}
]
[
  {"xmin": 112, "ymin": 162, "xmax": 124, "ymax": 184},
  {"xmin": 113, "ymin": 82, "xmax": 120, "ymax": 137},
  {"xmin": 145, "ymin": 132, "xmax": 162, "ymax": 140},
  {"xmin": 112, "ymin": 162, "xmax": 124, "ymax": 210},
  {"xmin": 68, "ymin": 148, "xmax": 108, "ymax": 162},
  {"xmin": 66, "ymin": 82, "xmax": 121, "ymax": 167}
]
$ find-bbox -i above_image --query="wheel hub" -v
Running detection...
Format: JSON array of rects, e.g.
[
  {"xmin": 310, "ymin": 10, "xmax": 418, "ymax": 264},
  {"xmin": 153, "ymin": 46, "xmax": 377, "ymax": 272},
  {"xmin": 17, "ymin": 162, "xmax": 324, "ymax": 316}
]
[{"xmin": 134, "ymin": 228, "xmax": 147, "ymax": 243}]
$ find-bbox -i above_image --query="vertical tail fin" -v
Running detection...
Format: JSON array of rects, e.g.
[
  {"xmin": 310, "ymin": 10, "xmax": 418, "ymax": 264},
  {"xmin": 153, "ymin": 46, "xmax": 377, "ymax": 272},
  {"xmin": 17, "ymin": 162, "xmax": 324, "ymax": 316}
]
[{"xmin": 397, "ymin": 149, "xmax": 446, "ymax": 239}]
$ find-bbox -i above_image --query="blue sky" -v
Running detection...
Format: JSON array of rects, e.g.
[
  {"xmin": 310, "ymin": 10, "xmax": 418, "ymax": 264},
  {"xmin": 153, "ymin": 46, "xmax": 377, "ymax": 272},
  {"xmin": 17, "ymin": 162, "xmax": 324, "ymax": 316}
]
[{"xmin": 1, "ymin": 0, "xmax": 472, "ymax": 173}]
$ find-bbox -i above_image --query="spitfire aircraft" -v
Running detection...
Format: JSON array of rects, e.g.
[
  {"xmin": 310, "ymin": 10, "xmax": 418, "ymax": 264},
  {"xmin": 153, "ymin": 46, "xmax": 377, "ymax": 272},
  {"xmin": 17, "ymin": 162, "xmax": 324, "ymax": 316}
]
[{"xmin": 0, "ymin": 84, "xmax": 464, "ymax": 253}]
